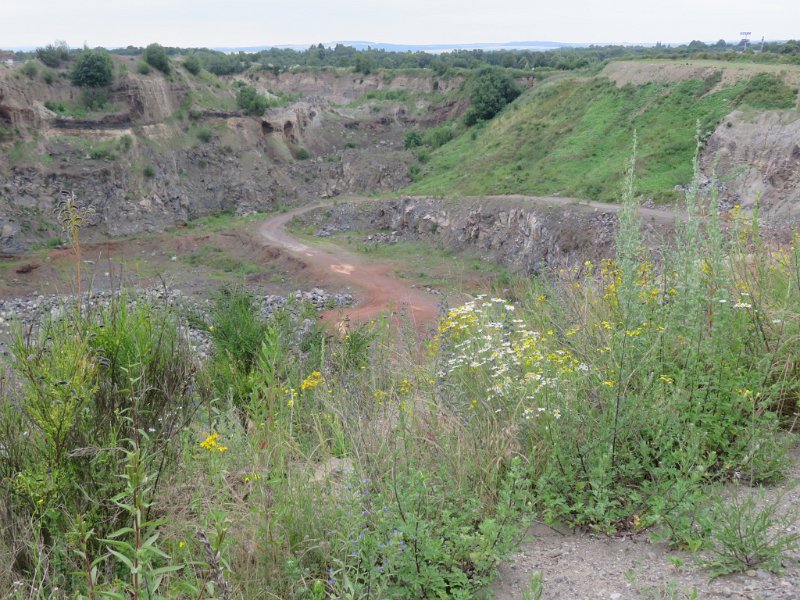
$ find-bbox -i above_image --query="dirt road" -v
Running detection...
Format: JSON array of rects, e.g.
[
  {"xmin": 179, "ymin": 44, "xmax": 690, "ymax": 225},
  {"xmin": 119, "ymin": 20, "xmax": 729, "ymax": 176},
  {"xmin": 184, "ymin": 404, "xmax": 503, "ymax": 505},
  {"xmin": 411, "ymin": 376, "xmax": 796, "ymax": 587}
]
[{"xmin": 259, "ymin": 204, "xmax": 440, "ymax": 332}]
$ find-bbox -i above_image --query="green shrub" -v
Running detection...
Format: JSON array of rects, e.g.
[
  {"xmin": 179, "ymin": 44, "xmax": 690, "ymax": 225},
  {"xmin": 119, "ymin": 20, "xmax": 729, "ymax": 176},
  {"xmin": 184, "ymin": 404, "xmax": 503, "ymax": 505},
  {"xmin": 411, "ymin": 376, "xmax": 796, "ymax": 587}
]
[
  {"xmin": 295, "ymin": 147, "xmax": 310, "ymax": 160},
  {"xmin": 42, "ymin": 70, "xmax": 55, "ymax": 85},
  {"xmin": 143, "ymin": 164, "xmax": 155, "ymax": 177},
  {"xmin": 21, "ymin": 60, "xmax": 37, "ymax": 79},
  {"xmin": 733, "ymin": 73, "xmax": 796, "ymax": 109},
  {"xmin": 143, "ymin": 43, "xmax": 171, "ymax": 74},
  {"xmin": 236, "ymin": 84, "xmax": 269, "ymax": 115},
  {"xmin": 71, "ymin": 49, "xmax": 114, "ymax": 88},
  {"xmin": 183, "ymin": 54, "xmax": 201, "ymax": 75},
  {"xmin": 80, "ymin": 88, "xmax": 108, "ymax": 110},
  {"xmin": 136, "ymin": 60, "xmax": 151, "ymax": 75},
  {"xmin": 1, "ymin": 296, "xmax": 195, "ymax": 589},
  {"xmin": 195, "ymin": 126, "xmax": 212, "ymax": 143},
  {"xmin": 35, "ymin": 41, "xmax": 70, "ymax": 68},
  {"xmin": 423, "ymin": 124, "xmax": 453, "ymax": 148},
  {"xmin": 464, "ymin": 66, "xmax": 522, "ymax": 125},
  {"xmin": 403, "ymin": 129, "xmax": 422, "ymax": 149}
]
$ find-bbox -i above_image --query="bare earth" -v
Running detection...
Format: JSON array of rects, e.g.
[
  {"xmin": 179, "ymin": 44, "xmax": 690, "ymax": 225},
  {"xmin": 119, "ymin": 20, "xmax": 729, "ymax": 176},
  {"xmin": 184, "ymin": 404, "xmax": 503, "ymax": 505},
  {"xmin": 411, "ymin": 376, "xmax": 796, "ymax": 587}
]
[
  {"xmin": 259, "ymin": 203, "xmax": 440, "ymax": 334},
  {"xmin": 490, "ymin": 447, "xmax": 800, "ymax": 600}
]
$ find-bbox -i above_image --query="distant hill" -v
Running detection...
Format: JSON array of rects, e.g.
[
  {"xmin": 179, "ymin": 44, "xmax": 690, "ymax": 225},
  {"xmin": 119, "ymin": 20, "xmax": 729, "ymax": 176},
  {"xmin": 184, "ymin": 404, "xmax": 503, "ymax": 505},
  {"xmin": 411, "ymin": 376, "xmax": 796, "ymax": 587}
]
[{"xmin": 210, "ymin": 40, "xmax": 603, "ymax": 54}]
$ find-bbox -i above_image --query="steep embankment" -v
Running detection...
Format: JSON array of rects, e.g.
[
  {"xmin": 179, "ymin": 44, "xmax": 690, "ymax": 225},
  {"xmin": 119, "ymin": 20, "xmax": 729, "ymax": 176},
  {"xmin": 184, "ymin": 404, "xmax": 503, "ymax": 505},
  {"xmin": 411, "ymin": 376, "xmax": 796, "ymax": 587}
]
[
  {"xmin": 405, "ymin": 61, "xmax": 800, "ymax": 215},
  {"xmin": 0, "ymin": 61, "xmax": 457, "ymax": 254}
]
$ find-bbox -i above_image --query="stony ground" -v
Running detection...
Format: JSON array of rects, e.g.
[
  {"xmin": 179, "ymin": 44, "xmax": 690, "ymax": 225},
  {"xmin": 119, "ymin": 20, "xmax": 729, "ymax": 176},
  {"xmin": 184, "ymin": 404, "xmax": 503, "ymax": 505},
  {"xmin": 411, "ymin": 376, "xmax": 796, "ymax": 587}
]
[{"xmin": 491, "ymin": 448, "xmax": 800, "ymax": 600}]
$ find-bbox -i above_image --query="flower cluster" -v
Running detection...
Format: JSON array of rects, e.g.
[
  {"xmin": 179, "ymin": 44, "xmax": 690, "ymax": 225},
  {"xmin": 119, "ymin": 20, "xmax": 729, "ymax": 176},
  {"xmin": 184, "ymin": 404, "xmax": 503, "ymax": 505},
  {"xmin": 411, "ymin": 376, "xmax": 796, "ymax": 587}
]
[
  {"xmin": 199, "ymin": 432, "xmax": 228, "ymax": 453},
  {"xmin": 301, "ymin": 370, "xmax": 325, "ymax": 391}
]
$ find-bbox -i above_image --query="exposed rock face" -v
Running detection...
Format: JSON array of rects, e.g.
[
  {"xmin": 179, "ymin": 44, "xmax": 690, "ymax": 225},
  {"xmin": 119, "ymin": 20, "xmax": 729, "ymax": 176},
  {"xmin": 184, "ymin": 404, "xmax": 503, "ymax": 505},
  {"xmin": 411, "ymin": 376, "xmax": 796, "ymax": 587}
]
[
  {"xmin": 301, "ymin": 197, "xmax": 672, "ymax": 274},
  {"xmin": 0, "ymin": 66, "xmax": 441, "ymax": 253},
  {"xmin": 252, "ymin": 72, "xmax": 464, "ymax": 104},
  {"xmin": 702, "ymin": 110, "xmax": 800, "ymax": 220}
]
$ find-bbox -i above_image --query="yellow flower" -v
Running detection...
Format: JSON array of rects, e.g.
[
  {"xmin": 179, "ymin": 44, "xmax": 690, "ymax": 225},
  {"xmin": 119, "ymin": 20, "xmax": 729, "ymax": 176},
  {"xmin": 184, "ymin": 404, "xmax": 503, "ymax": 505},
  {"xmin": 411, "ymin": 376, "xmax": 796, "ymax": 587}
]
[
  {"xmin": 601, "ymin": 380, "xmax": 615, "ymax": 388},
  {"xmin": 301, "ymin": 371, "xmax": 324, "ymax": 391},
  {"xmin": 659, "ymin": 375, "xmax": 674, "ymax": 384},
  {"xmin": 200, "ymin": 432, "xmax": 220, "ymax": 451},
  {"xmin": 178, "ymin": 541, "xmax": 186, "ymax": 549}
]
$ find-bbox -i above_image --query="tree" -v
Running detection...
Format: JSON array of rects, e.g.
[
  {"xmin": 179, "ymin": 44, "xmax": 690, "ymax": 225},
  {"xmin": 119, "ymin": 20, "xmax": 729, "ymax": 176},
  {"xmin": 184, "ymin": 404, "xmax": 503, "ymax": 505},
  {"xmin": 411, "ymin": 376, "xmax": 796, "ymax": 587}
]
[
  {"xmin": 183, "ymin": 54, "xmax": 201, "ymax": 75},
  {"xmin": 35, "ymin": 41, "xmax": 70, "ymax": 68},
  {"xmin": 464, "ymin": 67, "xmax": 522, "ymax": 126},
  {"xmin": 143, "ymin": 43, "xmax": 170, "ymax": 74},
  {"xmin": 71, "ymin": 49, "xmax": 114, "ymax": 88}
]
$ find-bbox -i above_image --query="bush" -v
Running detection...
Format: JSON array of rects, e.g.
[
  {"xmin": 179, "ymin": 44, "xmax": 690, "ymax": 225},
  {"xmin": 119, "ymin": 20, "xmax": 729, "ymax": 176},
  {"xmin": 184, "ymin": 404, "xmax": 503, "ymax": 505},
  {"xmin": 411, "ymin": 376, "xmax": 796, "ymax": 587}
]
[
  {"xmin": 143, "ymin": 164, "xmax": 155, "ymax": 177},
  {"xmin": 183, "ymin": 54, "xmax": 201, "ymax": 75},
  {"xmin": 733, "ymin": 73, "xmax": 796, "ymax": 109},
  {"xmin": 236, "ymin": 84, "xmax": 269, "ymax": 115},
  {"xmin": 195, "ymin": 127, "xmax": 212, "ymax": 143},
  {"xmin": 136, "ymin": 60, "xmax": 151, "ymax": 75},
  {"xmin": 403, "ymin": 130, "xmax": 422, "ymax": 149},
  {"xmin": 35, "ymin": 41, "xmax": 70, "ymax": 68},
  {"xmin": 464, "ymin": 66, "xmax": 522, "ymax": 125},
  {"xmin": 71, "ymin": 49, "xmax": 114, "ymax": 88},
  {"xmin": 80, "ymin": 88, "xmax": 108, "ymax": 110},
  {"xmin": 21, "ymin": 61, "xmax": 37, "ymax": 79},
  {"xmin": 424, "ymin": 124, "xmax": 453, "ymax": 148},
  {"xmin": 42, "ymin": 70, "xmax": 55, "ymax": 85},
  {"xmin": 295, "ymin": 147, "xmax": 310, "ymax": 160},
  {"xmin": 143, "ymin": 43, "xmax": 171, "ymax": 74}
]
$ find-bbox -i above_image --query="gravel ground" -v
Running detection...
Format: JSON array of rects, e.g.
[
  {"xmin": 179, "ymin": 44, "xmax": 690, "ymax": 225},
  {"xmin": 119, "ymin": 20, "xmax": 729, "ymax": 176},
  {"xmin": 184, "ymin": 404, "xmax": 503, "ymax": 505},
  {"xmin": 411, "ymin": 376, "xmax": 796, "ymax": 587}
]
[{"xmin": 492, "ymin": 447, "xmax": 800, "ymax": 600}]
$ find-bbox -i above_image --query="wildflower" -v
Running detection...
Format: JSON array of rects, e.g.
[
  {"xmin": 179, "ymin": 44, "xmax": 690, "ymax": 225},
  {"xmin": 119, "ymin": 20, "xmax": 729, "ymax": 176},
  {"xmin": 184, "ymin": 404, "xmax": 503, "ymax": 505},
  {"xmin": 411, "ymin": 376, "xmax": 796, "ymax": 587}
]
[
  {"xmin": 733, "ymin": 302, "xmax": 752, "ymax": 309},
  {"xmin": 200, "ymin": 432, "xmax": 220, "ymax": 451},
  {"xmin": 659, "ymin": 375, "xmax": 674, "ymax": 384},
  {"xmin": 178, "ymin": 541, "xmax": 186, "ymax": 549},
  {"xmin": 373, "ymin": 390, "xmax": 384, "ymax": 400},
  {"xmin": 200, "ymin": 432, "xmax": 228, "ymax": 453},
  {"xmin": 301, "ymin": 371, "xmax": 324, "ymax": 391},
  {"xmin": 601, "ymin": 380, "xmax": 615, "ymax": 388},
  {"xmin": 552, "ymin": 408, "xmax": 561, "ymax": 419}
]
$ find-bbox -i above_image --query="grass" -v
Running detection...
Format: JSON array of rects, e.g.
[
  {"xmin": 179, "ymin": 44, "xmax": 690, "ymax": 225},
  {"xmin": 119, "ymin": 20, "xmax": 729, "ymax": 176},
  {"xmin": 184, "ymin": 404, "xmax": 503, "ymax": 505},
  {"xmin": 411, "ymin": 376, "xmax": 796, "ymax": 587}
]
[
  {"xmin": 289, "ymin": 224, "xmax": 512, "ymax": 296},
  {"xmin": 406, "ymin": 73, "xmax": 797, "ymax": 202},
  {"xmin": 181, "ymin": 243, "xmax": 264, "ymax": 276}
]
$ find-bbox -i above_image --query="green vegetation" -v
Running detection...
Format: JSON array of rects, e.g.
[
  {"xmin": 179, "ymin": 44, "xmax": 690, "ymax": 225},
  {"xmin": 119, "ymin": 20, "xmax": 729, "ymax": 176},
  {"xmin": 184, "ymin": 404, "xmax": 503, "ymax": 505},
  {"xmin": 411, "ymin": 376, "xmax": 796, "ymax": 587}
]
[
  {"xmin": 1, "ymin": 160, "xmax": 799, "ymax": 596},
  {"xmin": 732, "ymin": 72, "xmax": 797, "ymax": 108},
  {"xmin": 464, "ymin": 66, "xmax": 523, "ymax": 125},
  {"xmin": 235, "ymin": 83, "xmax": 269, "ymax": 115},
  {"xmin": 407, "ymin": 73, "xmax": 794, "ymax": 202},
  {"xmin": 70, "ymin": 48, "xmax": 114, "ymax": 88},
  {"xmin": 182, "ymin": 244, "xmax": 263, "ymax": 276},
  {"xmin": 21, "ymin": 60, "xmax": 38, "ymax": 79},
  {"xmin": 143, "ymin": 42, "xmax": 171, "ymax": 74},
  {"xmin": 136, "ymin": 59, "xmax": 150, "ymax": 75},
  {"xmin": 182, "ymin": 54, "xmax": 202, "ymax": 75},
  {"xmin": 35, "ymin": 41, "xmax": 71, "ymax": 68}
]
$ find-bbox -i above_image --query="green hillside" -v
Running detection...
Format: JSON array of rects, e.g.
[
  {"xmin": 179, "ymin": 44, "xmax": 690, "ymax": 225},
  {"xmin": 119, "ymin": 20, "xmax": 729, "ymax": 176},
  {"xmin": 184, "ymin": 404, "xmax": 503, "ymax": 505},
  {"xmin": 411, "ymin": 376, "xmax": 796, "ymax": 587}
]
[{"xmin": 405, "ymin": 71, "xmax": 797, "ymax": 202}]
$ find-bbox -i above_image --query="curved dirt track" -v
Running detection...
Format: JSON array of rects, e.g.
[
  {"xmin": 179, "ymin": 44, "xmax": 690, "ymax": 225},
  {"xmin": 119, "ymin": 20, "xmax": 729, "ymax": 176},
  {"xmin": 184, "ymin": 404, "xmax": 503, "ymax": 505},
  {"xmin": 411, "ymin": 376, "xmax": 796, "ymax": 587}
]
[
  {"xmin": 259, "ymin": 195, "xmax": 681, "ymax": 333},
  {"xmin": 260, "ymin": 204, "xmax": 440, "ymax": 332}
]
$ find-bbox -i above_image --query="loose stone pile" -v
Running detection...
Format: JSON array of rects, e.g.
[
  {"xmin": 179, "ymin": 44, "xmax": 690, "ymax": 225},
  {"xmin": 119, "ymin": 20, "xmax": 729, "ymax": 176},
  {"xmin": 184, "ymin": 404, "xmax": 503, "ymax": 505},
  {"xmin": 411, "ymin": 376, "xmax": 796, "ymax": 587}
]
[{"xmin": 0, "ymin": 287, "xmax": 354, "ymax": 359}]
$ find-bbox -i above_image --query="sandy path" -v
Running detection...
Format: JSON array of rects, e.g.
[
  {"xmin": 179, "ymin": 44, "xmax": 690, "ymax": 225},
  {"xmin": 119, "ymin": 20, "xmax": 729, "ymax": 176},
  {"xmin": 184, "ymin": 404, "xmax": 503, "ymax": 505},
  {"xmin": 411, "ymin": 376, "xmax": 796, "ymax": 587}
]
[{"xmin": 259, "ymin": 203, "xmax": 440, "ymax": 332}]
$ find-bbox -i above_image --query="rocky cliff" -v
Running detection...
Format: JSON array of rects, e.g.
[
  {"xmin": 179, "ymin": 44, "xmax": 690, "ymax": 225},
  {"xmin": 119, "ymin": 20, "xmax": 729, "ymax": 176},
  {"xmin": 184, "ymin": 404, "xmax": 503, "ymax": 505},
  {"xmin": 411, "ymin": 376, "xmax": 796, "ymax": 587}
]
[
  {"xmin": 299, "ymin": 197, "xmax": 674, "ymax": 274},
  {"xmin": 0, "ymin": 63, "xmax": 450, "ymax": 254}
]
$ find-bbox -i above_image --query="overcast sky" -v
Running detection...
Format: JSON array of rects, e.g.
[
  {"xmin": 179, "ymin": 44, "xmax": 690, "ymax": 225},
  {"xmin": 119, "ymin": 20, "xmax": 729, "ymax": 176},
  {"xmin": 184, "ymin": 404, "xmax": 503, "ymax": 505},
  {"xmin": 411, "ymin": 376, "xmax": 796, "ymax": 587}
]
[{"xmin": 2, "ymin": 0, "xmax": 795, "ymax": 49}]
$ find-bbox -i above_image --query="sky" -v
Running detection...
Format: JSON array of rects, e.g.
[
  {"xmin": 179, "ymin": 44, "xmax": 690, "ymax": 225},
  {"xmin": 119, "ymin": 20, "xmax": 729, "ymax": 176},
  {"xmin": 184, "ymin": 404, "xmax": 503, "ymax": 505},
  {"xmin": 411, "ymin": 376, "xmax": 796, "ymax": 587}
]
[{"xmin": 2, "ymin": 0, "xmax": 796, "ymax": 49}]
